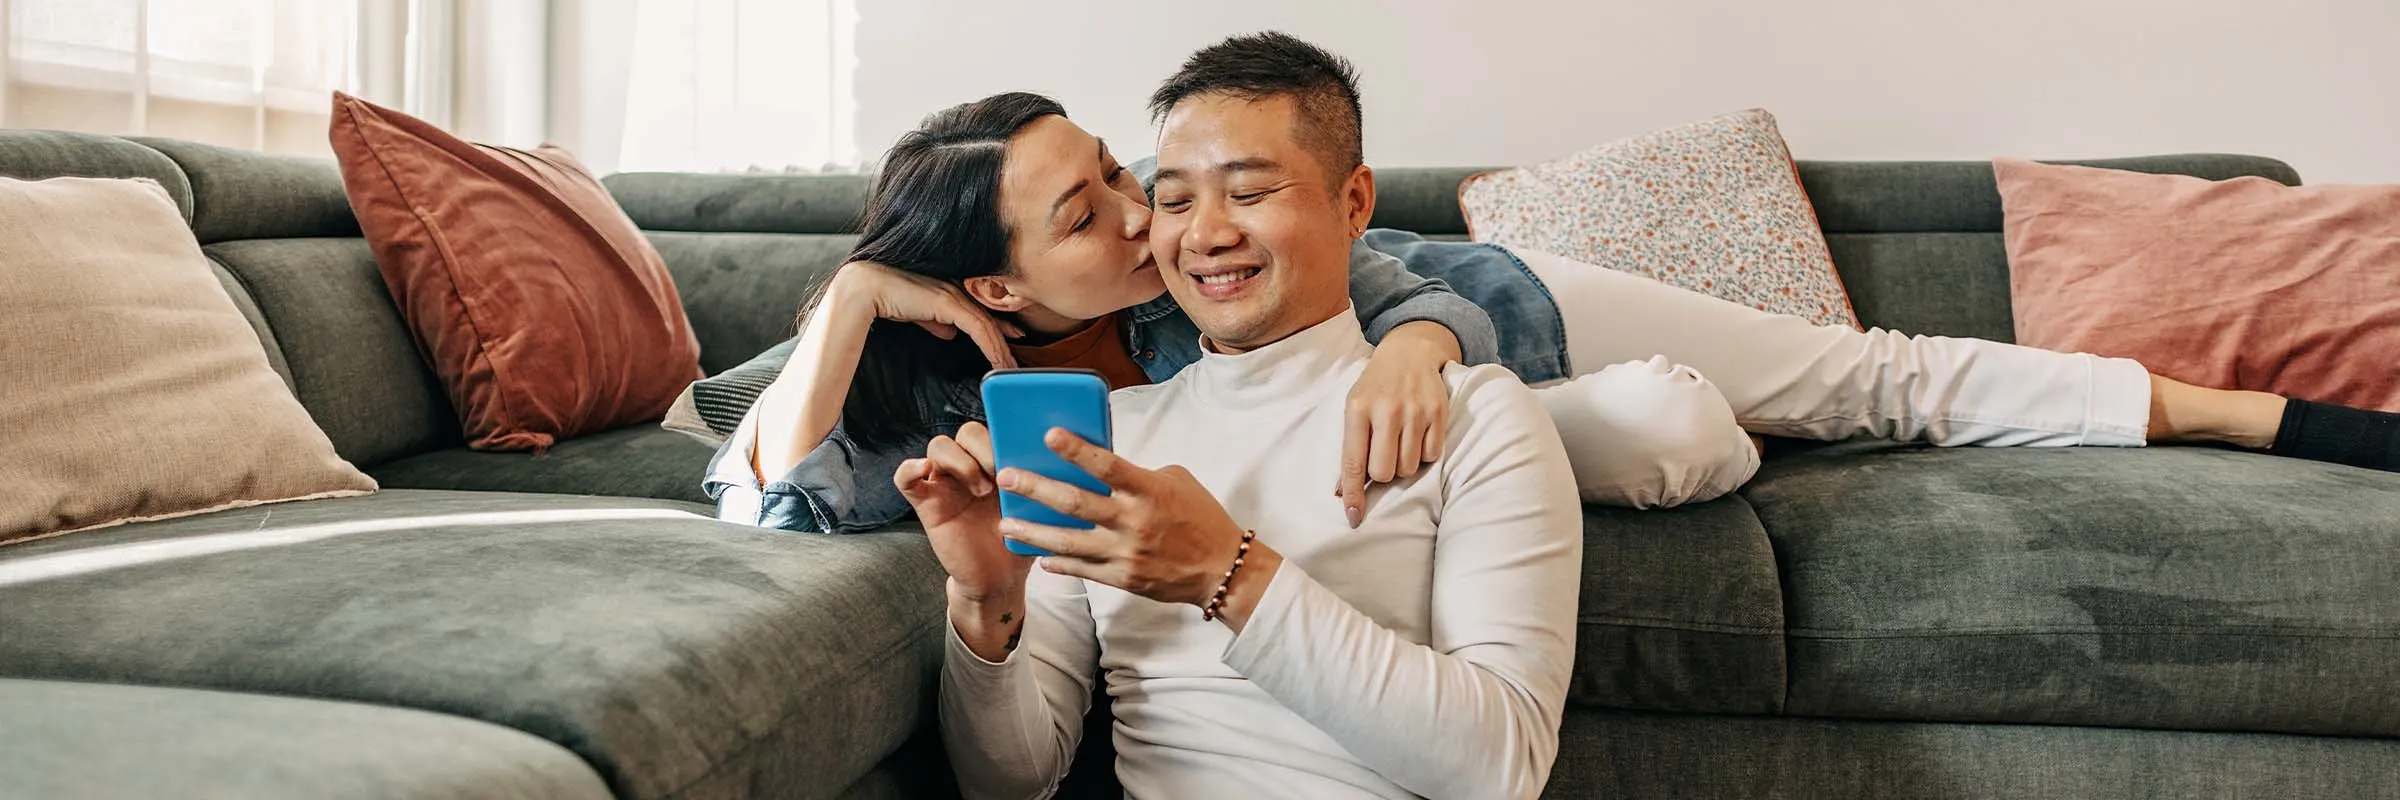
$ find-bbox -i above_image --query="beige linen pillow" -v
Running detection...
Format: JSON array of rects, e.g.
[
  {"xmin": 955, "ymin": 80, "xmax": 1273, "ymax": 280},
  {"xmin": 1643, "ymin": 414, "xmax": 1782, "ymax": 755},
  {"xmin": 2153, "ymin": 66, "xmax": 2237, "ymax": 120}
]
[{"xmin": 0, "ymin": 176, "xmax": 376, "ymax": 545}]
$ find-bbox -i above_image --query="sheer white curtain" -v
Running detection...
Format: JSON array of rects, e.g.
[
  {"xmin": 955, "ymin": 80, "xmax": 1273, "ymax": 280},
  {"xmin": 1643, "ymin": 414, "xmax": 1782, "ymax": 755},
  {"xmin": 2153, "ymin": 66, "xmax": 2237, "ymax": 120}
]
[
  {"xmin": 613, "ymin": 0, "xmax": 858, "ymax": 173},
  {"xmin": 0, "ymin": 0, "xmax": 362, "ymax": 154}
]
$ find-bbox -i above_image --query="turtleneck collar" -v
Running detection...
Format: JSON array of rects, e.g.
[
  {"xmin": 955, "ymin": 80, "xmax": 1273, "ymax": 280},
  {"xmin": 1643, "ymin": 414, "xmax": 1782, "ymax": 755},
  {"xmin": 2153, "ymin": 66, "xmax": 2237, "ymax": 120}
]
[{"xmin": 1189, "ymin": 305, "xmax": 1369, "ymax": 402}]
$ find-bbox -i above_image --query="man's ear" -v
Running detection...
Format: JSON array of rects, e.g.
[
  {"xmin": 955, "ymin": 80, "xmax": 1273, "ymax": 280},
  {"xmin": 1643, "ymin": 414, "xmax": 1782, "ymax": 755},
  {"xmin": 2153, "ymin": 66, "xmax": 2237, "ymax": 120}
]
[
  {"xmin": 1341, "ymin": 164, "xmax": 1376, "ymax": 238},
  {"xmin": 961, "ymin": 275, "xmax": 1032, "ymax": 313}
]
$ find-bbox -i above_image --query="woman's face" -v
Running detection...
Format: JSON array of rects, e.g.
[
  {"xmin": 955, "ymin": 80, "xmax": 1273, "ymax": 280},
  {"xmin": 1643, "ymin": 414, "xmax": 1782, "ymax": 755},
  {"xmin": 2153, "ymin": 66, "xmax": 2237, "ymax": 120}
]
[{"xmin": 980, "ymin": 115, "xmax": 1166, "ymax": 329}]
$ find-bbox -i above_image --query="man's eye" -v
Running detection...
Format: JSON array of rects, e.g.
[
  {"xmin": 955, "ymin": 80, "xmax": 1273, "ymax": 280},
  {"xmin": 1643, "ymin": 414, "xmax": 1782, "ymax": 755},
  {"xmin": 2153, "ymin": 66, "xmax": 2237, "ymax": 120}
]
[
  {"xmin": 1157, "ymin": 200, "xmax": 1190, "ymax": 213},
  {"xmin": 1232, "ymin": 191, "xmax": 1267, "ymax": 203}
]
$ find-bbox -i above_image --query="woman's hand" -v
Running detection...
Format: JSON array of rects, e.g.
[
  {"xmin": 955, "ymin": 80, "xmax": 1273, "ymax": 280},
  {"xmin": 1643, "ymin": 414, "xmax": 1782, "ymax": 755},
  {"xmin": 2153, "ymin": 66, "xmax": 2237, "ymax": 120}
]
[
  {"xmin": 1335, "ymin": 320, "xmax": 1459, "ymax": 527},
  {"xmin": 893, "ymin": 422, "xmax": 1035, "ymax": 660},
  {"xmin": 993, "ymin": 428, "xmax": 1270, "ymax": 619},
  {"xmin": 834, "ymin": 260, "xmax": 1025, "ymax": 368}
]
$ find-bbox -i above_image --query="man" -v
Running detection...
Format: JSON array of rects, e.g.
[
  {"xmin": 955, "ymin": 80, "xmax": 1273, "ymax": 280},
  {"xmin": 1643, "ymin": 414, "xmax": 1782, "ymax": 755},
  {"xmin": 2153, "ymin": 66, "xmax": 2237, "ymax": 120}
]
[{"xmin": 897, "ymin": 33, "xmax": 1582, "ymax": 800}]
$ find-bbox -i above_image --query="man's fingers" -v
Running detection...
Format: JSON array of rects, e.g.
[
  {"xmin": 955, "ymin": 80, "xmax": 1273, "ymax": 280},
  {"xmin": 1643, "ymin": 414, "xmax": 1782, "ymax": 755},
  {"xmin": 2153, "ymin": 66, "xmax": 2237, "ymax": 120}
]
[
  {"xmin": 1044, "ymin": 428, "xmax": 1141, "ymax": 490},
  {"xmin": 925, "ymin": 436, "xmax": 993, "ymax": 497},
  {"xmin": 954, "ymin": 421, "xmax": 997, "ymax": 473},
  {"xmin": 999, "ymin": 518, "xmax": 1107, "ymax": 560},
  {"xmin": 999, "ymin": 465, "xmax": 1117, "ymax": 527},
  {"xmin": 1037, "ymin": 554, "xmax": 1116, "ymax": 585},
  {"xmin": 892, "ymin": 457, "xmax": 934, "ymax": 494}
]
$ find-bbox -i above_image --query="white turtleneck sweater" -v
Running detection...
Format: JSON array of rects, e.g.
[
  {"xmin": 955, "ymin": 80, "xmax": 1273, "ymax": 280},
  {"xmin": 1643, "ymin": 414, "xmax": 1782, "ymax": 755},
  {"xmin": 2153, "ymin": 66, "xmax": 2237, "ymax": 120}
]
[{"xmin": 939, "ymin": 308, "xmax": 1583, "ymax": 800}]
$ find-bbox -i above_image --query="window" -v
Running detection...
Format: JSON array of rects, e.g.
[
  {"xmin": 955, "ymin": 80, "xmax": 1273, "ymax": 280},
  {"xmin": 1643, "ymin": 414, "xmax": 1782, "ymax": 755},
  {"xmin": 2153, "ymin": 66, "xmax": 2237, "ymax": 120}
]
[
  {"xmin": 2, "ymin": 0, "xmax": 356, "ymax": 153},
  {"xmin": 616, "ymin": 0, "xmax": 858, "ymax": 173}
]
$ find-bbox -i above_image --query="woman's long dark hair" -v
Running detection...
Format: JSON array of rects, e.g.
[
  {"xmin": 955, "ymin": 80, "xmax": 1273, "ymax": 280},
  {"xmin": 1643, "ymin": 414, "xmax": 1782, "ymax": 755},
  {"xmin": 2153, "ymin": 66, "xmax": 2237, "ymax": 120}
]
[{"xmin": 822, "ymin": 92, "xmax": 1067, "ymax": 450}]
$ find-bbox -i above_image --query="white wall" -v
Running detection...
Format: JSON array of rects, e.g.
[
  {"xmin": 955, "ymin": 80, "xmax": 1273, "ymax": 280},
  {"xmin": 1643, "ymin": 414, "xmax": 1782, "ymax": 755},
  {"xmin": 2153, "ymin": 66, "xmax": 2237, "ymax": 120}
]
[{"xmin": 852, "ymin": 0, "xmax": 2400, "ymax": 184}]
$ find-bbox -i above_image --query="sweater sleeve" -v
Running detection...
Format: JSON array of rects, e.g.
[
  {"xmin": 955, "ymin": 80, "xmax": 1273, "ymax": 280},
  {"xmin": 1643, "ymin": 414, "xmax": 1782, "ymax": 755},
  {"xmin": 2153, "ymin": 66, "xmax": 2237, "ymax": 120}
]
[
  {"xmin": 938, "ymin": 568, "xmax": 1101, "ymax": 800},
  {"xmin": 1219, "ymin": 367, "xmax": 1582, "ymax": 799},
  {"xmin": 1346, "ymin": 242, "xmax": 1503, "ymax": 368}
]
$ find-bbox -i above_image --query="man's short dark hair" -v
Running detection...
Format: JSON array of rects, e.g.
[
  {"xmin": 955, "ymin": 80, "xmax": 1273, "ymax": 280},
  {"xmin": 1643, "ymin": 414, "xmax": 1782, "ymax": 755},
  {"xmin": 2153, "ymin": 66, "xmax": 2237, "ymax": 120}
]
[{"xmin": 1148, "ymin": 31, "xmax": 1363, "ymax": 180}]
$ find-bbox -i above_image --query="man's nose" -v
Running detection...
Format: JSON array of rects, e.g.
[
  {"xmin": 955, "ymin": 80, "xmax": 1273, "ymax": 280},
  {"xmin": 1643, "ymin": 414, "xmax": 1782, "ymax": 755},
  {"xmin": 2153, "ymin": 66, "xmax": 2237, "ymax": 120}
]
[{"xmin": 1182, "ymin": 197, "xmax": 1241, "ymax": 255}]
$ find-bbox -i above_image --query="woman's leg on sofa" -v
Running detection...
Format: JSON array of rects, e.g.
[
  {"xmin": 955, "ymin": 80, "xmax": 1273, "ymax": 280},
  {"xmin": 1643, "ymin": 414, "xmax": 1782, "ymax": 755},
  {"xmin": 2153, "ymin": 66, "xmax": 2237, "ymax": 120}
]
[
  {"xmin": 1533, "ymin": 356, "xmax": 1760, "ymax": 509},
  {"xmin": 1509, "ymin": 246, "xmax": 2400, "ymax": 471},
  {"xmin": 1509, "ymin": 246, "xmax": 2150, "ymax": 448}
]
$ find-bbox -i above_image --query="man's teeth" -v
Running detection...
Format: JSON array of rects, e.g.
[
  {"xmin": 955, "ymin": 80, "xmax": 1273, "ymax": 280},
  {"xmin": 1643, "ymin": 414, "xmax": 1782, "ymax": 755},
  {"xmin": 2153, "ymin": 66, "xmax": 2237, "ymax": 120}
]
[{"xmin": 1197, "ymin": 268, "xmax": 1259, "ymax": 286}]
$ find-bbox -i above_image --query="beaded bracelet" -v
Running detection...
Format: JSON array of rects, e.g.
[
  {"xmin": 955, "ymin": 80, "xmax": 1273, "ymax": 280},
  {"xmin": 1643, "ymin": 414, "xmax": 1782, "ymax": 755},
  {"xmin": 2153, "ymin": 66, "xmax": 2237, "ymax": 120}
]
[{"xmin": 1199, "ymin": 529, "xmax": 1258, "ymax": 622}]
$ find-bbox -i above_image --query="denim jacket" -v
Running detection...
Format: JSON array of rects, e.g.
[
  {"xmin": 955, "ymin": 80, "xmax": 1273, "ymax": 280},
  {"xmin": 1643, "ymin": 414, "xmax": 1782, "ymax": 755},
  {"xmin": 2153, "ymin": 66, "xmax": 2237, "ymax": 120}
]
[{"xmin": 707, "ymin": 234, "xmax": 1565, "ymax": 534}]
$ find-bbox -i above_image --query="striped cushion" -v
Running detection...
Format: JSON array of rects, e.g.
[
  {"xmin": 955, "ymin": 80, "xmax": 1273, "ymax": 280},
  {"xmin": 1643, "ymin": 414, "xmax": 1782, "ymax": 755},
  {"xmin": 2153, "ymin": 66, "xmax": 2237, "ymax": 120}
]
[{"xmin": 663, "ymin": 338, "xmax": 793, "ymax": 445}]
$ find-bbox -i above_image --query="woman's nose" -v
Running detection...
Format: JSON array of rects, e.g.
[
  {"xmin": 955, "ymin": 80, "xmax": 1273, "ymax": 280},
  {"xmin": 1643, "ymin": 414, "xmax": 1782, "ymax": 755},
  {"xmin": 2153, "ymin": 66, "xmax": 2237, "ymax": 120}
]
[{"xmin": 1121, "ymin": 192, "xmax": 1152, "ymax": 239}]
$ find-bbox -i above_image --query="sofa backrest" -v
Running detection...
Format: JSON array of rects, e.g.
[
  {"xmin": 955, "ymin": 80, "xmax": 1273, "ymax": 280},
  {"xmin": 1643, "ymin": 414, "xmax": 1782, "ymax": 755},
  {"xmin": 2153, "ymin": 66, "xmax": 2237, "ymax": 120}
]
[
  {"xmin": 0, "ymin": 129, "xmax": 2303, "ymax": 468},
  {"xmin": 1355, "ymin": 156, "xmax": 2301, "ymax": 342},
  {"xmin": 602, "ymin": 172, "xmax": 869, "ymax": 375},
  {"xmin": 606, "ymin": 154, "xmax": 2303, "ymax": 354}
]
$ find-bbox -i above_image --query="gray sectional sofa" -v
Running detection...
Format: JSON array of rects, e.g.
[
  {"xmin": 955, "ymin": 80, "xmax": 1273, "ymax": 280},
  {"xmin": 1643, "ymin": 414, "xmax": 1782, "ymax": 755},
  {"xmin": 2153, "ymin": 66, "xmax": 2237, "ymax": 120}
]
[{"xmin": 3, "ymin": 129, "xmax": 2395, "ymax": 799}]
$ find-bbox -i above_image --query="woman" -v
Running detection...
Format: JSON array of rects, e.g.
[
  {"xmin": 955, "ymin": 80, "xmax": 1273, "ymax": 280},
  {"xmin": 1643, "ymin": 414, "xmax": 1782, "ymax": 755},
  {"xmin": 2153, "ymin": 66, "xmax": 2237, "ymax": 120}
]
[{"xmin": 706, "ymin": 91, "xmax": 2393, "ymax": 533}]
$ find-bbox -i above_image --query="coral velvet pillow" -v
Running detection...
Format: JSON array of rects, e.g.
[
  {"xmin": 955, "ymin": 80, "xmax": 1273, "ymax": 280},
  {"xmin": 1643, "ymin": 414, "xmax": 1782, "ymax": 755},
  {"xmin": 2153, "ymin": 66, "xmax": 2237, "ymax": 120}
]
[
  {"xmin": 1997, "ymin": 158, "xmax": 2400, "ymax": 412},
  {"xmin": 330, "ymin": 92, "xmax": 702, "ymax": 452},
  {"xmin": 1459, "ymin": 109, "xmax": 1858, "ymax": 329}
]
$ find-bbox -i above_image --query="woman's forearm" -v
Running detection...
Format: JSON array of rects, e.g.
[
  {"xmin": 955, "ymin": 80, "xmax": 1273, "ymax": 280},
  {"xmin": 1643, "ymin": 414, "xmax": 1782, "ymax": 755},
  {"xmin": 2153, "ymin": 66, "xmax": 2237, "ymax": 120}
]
[
  {"xmin": 751, "ymin": 274, "xmax": 876, "ymax": 481},
  {"xmin": 1380, "ymin": 319, "xmax": 1464, "ymax": 366}
]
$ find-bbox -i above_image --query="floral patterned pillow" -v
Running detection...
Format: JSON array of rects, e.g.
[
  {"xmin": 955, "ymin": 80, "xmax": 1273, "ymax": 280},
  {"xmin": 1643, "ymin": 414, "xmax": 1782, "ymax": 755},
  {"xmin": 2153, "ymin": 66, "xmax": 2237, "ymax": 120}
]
[{"xmin": 1460, "ymin": 109, "xmax": 1859, "ymax": 329}]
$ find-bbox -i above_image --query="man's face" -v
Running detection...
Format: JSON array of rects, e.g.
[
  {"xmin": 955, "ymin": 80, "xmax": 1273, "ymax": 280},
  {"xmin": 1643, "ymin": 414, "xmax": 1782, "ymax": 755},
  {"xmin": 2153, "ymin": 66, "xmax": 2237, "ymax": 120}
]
[{"xmin": 1148, "ymin": 93, "xmax": 1366, "ymax": 352}]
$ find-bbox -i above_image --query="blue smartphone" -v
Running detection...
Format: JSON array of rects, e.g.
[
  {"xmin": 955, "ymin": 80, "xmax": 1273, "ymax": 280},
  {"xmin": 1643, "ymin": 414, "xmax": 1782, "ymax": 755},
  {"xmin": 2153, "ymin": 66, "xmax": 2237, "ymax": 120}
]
[{"xmin": 981, "ymin": 368, "xmax": 1114, "ymax": 557}]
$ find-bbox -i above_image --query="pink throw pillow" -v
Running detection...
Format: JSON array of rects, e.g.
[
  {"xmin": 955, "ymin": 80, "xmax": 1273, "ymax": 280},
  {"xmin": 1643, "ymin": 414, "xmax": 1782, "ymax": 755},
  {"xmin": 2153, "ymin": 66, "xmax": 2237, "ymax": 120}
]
[{"xmin": 1997, "ymin": 158, "xmax": 2400, "ymax": 411}]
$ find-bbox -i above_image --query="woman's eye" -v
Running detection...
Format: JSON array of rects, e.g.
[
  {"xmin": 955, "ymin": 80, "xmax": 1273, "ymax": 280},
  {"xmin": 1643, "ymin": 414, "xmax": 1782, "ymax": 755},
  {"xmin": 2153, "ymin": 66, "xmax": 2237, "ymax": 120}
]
[
  {"xmin": 1072, "ymin": 212, "xmax": 1095, "ymax": 233},
  {"xmin": 1107, "ymin": 166, "xmax": 1127, "ymax": 182}
]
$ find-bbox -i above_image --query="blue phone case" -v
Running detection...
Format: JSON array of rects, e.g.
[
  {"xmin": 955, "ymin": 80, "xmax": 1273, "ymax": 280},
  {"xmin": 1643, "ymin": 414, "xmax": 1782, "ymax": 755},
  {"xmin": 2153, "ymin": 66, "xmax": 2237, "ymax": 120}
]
[{"xmin": 981, "ymin": 369, "xmax": 1113, "ymax": 557}]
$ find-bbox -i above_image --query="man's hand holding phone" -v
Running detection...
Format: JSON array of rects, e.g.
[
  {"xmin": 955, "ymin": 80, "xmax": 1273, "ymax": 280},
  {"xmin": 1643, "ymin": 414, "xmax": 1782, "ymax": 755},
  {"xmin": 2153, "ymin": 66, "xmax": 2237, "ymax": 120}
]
[{"xmin": 994, "ymin": 428, "xmax": 1273, "ymax": 624}]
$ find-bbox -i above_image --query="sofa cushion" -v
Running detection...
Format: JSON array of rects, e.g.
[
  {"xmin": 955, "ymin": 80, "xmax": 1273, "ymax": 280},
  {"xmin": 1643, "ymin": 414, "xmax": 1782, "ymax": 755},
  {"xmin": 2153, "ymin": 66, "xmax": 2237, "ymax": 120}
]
[
  {"xmin": 1798, "ymin": 155, "xmax": 2300, "ymax": 341},
  {"xmin": 1551, "ymin": 708, "xmax": 2400, "ymax": 800},
  {"xmin": 0, "ymin": 129, "xmax": 194, "ymax": 219},
  {"xmin": 1999, "ymin": 158, "xmax": 2400, "ymax": 412},
  {"xmin": 1461, "ymin": 109, "xmax": 1859, "ymax": 329},
  {"xmin": 0, "ymin": 678, "xmax": 610, "ymax": 799},
  {"xmin": 1574, "ymin": 498, "xmax": 1786, "ymax": 715},
  {"xmin": 202, "ymin": 238, "xmax": 461, "ymax": 469},
  {"xmin": 0, "ymin": 490, "xmax": 947, "ymax": 800},
  {"xmin": 668, "ymin": 337, "xmax": 795, "ymax": 444},
  {"xmin": 604, "ymin": 171, "xmax": 871, "ymax": 236},
  {"xmin": 131, "ymin": 137, "xmax": 362, "ymax": 244},
  {"xmin": 370, "ymin": 424, "xmax": 717, "ymax": 503},
  {"xmin": 207, "ymin": 258, "xmax": 299, "ymax": 394},
  {"xmin": 1364, "ymin": 167, "xmax": 1482, "ymax": 236},
  {"xmin": 1744, "ymin": 442, "xmax": 2400, "ymax": 738},
  {"xmin": 647, "ymin": 231, "xmax": 857, "ymax": 375},
  {"xmin": 330, "ymin": 93, "xmax": 704, "ymax": 454},
  {"xmin": 0, "ymin": 176, "xmax": 375, "ymax": 543},
  {"xmin": 1798, "ymin": 155, "xmax": 2302, "ymax": 235}
]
